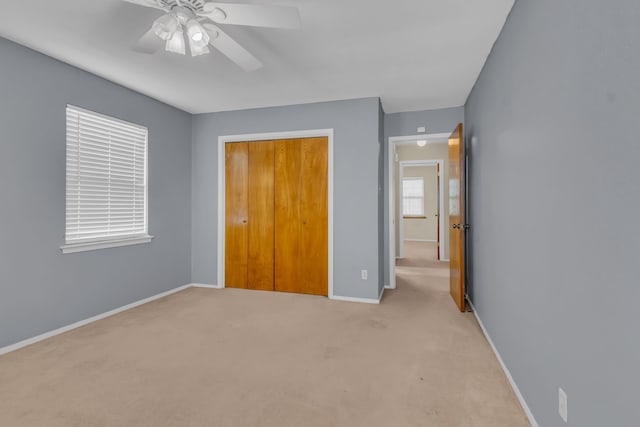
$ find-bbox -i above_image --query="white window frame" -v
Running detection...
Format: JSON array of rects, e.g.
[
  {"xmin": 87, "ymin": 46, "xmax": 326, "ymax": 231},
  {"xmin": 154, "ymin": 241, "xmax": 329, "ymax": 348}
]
[
  {"xmin": 402, "ymin": 177, "xmax": 425, "ymax": 217},
  {"xmin": 60, "ymin": 105, "xmax": 153, "ymax": 254}
]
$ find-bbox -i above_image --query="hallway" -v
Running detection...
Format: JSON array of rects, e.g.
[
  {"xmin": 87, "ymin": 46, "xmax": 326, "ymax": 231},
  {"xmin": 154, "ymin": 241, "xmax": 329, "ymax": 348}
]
[{"xmin": 388, "ymin": 240, "xmax": 529, "ymax": 425}]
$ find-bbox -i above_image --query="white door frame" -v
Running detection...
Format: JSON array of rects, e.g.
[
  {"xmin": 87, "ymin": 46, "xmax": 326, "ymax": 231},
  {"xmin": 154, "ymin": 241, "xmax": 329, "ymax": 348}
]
[
  {"xmin": 217, "ymin": 129, "xmax": 335, "ymax": 299},
  {"xmin": 399, "ymin": 160, "xmax": 445, "ymax": 257},
  {"xmin": 388, "ymin": 133, "xmax": 450, "ymax": 290}
]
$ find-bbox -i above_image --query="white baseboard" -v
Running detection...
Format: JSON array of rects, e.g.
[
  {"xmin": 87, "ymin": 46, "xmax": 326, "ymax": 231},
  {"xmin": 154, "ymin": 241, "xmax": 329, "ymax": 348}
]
[
  {"xmin": 0, "ymin": 284, "xmax": 194, "ymax": 356},
  {"xmin": 1, "ymin": 282, "xmax": 385, "ymax": 357},
  {"xmin": 330, "ymin": 294, "xmax": 381, "ymax": 304},
  {"xmin": 404, "ymin": 239, "xmax": 437, "ymax": 243},
  {"xmin": 468, "ymin": 301, "xmax": 538, "ymax": 427},
  {"xmin": 191, "ymin": 283, "xmax": 222, "ymax": 289},
  {"xmin": 441, "ymin": 258, "xmax": 450, "ymax": 262},
  {"xmin": 378, "ymin": 286, "xmax": 385, "ymax": 301}
]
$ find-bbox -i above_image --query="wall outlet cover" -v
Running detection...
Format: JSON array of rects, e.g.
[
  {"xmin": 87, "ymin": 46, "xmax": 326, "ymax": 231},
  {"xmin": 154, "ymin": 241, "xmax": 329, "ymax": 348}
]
[{"xmin": 361, "ymin": 270, "xmax": 368, "ymax": 280}]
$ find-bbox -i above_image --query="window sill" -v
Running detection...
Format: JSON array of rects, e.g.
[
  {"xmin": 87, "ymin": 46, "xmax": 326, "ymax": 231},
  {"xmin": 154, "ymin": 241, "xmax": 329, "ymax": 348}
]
[{"xmin": 60, "ymin": 235, "xmax": 154, "ymax": 254}]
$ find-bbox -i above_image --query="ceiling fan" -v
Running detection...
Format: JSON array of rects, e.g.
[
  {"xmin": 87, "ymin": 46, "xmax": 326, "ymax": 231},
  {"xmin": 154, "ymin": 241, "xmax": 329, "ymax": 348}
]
[{"xmin": 124, "ymin": 0, "xmax": 302, "ymax": 72}]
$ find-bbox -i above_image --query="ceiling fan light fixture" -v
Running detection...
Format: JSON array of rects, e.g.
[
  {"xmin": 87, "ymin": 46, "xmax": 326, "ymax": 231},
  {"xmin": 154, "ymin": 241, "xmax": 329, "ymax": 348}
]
[
  {"xmin": 417, "ymin": 140, "xmax": 427, "ymax": 147},
  {"xmin": 186, "ymin": 20, "xmax": 210, "ymax": 46},
  {"xmin": 190, "ymin": 41, "xmax": 210, "ymax": 57},
  {"xmin": 165, "ymin": 29, "xmax": 186, "ymax": 55},
  {"xmin": 152, "ymin": 13, "xmax": 179, "ymax": 40}
]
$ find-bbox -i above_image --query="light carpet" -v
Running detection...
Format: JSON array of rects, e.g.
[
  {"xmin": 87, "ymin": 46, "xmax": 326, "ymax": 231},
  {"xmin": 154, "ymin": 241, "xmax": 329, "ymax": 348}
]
[{"xmin": 0, "ymin": 241, "xmax": 528, "ymax": 426}]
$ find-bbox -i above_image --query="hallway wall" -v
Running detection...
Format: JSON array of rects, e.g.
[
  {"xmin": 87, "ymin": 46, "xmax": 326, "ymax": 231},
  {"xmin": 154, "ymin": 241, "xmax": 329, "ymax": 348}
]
[{"xmin": 465, "ymin": 0, "xmax": 640, "ymax": 425}]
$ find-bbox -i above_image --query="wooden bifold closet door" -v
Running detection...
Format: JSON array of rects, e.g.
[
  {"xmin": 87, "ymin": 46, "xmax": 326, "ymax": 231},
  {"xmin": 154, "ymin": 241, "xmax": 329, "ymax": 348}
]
[
  {"xmin": 225, "ymin": 137, "xmax": 328, "ymax": 296},
  {"xmin": 274, "ymin": 138, "xmax": 328, "ymax": 296}
]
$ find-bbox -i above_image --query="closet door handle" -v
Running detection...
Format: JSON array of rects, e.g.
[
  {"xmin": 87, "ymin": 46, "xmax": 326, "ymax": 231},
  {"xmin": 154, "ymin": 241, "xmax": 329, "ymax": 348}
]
[
  {"xmin": 242, "ymin": 220, "xmax": 247, "ymax": 224},
  {"xmin": 302, "ymin": 220, "xmax": 307, "ymax": 225}
]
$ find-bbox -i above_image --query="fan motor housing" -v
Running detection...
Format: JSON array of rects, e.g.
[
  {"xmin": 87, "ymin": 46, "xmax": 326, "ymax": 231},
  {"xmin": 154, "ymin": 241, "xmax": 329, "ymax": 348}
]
[{"xmin": 160, "ymin": 0, "xmax": 206, "ymax": 13}]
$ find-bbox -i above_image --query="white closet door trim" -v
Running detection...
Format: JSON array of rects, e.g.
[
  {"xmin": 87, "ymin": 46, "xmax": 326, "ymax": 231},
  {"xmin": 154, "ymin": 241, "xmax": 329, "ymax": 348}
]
[{"xmin": 217, "ymin": 129, "xmax": 335, "ymax": 300}]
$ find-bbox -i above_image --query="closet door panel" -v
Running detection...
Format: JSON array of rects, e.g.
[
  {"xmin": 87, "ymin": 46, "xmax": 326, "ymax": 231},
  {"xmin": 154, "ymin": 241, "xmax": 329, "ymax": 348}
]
[
  {"xmin": 275, "ymin": 138, "xmax": 328, "ymax": 296},
  {"xmin": 247, "ymin": 141, "xmax": 275, "ymax": 291},
  {"xmin": 300, "ymin": 138, "xmax": 329, "ymax": 296},
  {"xmin": 274, "ymin": 139, "xmax": 303, "ymax": 293},
  {"xmin": 225, "ymin": 142, "xmax": 249, "ymax": 289}
]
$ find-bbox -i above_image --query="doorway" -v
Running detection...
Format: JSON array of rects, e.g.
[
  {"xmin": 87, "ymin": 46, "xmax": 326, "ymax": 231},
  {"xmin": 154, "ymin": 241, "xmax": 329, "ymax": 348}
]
[
  {"xmin": 398, "ymin": 160, "xmax": 444, "ymax": 260},
  {"xmin": 387, "ymin": 133, "xmax": 450, "ymax": 290}
]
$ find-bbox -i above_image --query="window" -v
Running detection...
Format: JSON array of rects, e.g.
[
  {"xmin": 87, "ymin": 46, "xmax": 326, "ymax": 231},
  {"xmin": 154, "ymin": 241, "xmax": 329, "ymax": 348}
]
[
  {"xmin": 61, "ymin": 105, "xmax": 152, "ymax": 254},
  {"xmin": 402, "ymin": 177, "xmax": 424, "ymax": 217}
]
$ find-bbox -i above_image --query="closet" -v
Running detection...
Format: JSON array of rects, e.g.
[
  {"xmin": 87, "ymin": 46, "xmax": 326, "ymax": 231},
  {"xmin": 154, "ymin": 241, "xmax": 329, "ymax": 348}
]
[{"xmin": 225, "ymin": 137, "xmax": 328, "ymax": 296}]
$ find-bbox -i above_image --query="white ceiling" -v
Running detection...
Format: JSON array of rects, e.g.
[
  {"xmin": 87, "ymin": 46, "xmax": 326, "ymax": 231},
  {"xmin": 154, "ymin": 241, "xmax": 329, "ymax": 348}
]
[{"xmin": 0, "ymin": 0, "xmax": 514, "ymax": 114}]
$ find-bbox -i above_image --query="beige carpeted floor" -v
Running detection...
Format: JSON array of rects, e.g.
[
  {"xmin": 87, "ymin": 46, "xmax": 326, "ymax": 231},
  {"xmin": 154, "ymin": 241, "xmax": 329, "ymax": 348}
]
[{"xmin": 0, "ymin": 241, "xmax": 528, "ymax": 426}]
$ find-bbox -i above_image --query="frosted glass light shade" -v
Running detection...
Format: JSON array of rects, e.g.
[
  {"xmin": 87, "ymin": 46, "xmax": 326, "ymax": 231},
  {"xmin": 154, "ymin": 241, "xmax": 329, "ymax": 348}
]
[
  {"xmin": 190, "ymin": 41, "xmax": 210, "ymax": 57},
  {"xmin": 186, "ymin": 20, "xmax": 210, "ymax": 47},
  {"xmin": 152, "ymin": 14, "xmax": 179, "ymax": 41},
  {"xmin": 166, "ymin": 30, "xmax": 186, "ymax": 55}
]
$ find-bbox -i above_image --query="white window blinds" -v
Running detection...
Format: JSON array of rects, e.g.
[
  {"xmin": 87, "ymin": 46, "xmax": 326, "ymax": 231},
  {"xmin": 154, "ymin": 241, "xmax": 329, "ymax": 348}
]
[
  {"xmin": 65, "ymin": 105, "xmax": 148, "ymax": 244},
  {"xmin": 402, "ymin": 177, "xmax": 424, "ymax": 216}
]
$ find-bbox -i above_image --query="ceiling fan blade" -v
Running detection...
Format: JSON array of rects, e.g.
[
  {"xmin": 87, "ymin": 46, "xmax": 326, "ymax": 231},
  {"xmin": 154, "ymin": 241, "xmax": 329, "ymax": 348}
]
[
  {"xmin": 132, "ymin": 28, "xmax": 163, "ymax": 54},
  {"xmin": 122, "ymin": 0, "xmax": 166, "ymax": 11},
  {"xmin": 203, "ymin": 24, "xmax": 263, "ymax": 72},
  {"xmin": 200, "ymin": 3, "xmax": 301, "ymax": 29}
]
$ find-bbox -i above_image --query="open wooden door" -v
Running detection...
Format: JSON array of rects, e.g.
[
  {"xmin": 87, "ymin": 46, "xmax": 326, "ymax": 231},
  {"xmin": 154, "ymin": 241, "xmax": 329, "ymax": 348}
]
[
  {"xmin": 436, "ymin": 163, "xmax": 441, "ymax": 261},
  {"xmin": 448, "ymin": 124, "xmax": 466, "ymax": 311}
]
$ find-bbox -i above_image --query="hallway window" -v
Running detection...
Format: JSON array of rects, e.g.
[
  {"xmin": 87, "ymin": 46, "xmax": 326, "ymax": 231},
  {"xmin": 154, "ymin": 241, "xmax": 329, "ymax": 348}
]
[{"xmin": 402, "ymin": 177, "xmax": 424, "ymax": 217}]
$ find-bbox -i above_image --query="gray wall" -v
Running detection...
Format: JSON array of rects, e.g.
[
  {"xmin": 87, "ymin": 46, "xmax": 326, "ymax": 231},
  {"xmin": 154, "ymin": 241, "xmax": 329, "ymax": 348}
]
[
  {"xmin": 382, "ymin": 107, "xmax": 464, "ymax": 286},
  {"xmin": 0, "ymin": 38, "xmax": 192, "ymax": 348},
  {"xmin": 192, "ymin": 98, "xmax": 382, "ymax": 300},
  {"xmin": 378, "ymin": 100, "xmax": 385, "ymax": 296},
  {"xmin": 465, "ymin": 0, "xmax": 640, "ymax": 425}
]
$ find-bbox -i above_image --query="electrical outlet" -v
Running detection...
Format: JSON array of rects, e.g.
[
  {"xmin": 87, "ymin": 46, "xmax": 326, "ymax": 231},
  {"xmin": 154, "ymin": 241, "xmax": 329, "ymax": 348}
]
[
  {"xmin": 417, "ymin": 126, "xmax": 426, "ymax": 133},
  {"xmin": 361, "ymin": 270, "xmax": 368, "ymax": 280},
  {"xmin": 559, "ymin": 387, "xmax": 568, "ymax": 423}
]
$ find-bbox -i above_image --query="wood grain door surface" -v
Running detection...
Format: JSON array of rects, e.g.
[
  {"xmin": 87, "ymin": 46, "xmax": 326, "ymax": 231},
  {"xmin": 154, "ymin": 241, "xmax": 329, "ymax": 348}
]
[
  {"xmin": 225, "ymin": 137, "xmax": 328, "ymax": 296},
  {"xmin": 247, "ymin": 141, "xmax": 275, "ymax": 291},
  {"xmin": 275, "ymin": 138, "xmax": 328, "ymax": 296},
  {"xmin": 225, "ymin": 142, "xmax": 249, "ymax": 289},
  {"xmin": 448, "ymin": 124, "xmax": 466, "ymax": 311}
]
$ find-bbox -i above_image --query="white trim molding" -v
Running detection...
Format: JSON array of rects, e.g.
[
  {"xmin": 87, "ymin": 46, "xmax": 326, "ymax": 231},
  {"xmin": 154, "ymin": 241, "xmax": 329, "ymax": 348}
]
[
  {"xmin": 331, "ymin": 294, "xmax": 381, "ymax": 305},
  {"xmin": 61, "ymin": 235, "xmax": 154, "ymax": 254},
  {"xmin": 217, "ymin": 129, "xmax": 335, "ymax": 299},
  {"xmin": 468, "ymin": 301, "xmax": 539, "ymax": 427},
  {"xmin": 388, "ymin": 133, "xmax": 449, "ymax": 289},
  {"xmin": 191, "ymin": 283, "xmax": 222, "ymax": 289}
]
